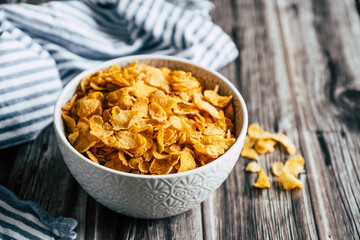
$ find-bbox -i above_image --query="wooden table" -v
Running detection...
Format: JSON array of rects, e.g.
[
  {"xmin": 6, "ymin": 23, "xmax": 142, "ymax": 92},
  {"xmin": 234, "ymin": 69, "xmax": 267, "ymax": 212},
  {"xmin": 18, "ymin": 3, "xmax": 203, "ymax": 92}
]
[{"xmin": 1, "ymin": 0, "xmax": 360, "ymax": 239}]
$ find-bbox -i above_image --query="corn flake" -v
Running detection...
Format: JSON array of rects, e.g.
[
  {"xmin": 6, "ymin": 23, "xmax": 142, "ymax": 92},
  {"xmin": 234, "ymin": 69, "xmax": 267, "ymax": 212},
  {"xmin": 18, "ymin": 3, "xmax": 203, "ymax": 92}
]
[
  {"xmin": 254, "ymin": 139, "xmax": 277, "ymax": 154},
  {"xmin": 271, "ymin": 162, "xmax": 284, "ymax": 176},
  {"xmin": 149, "ymin": 154, "xmax": 180, "ymax": 175},
  {"xmin": 253, "ymin": 169, "xmax": 271, "ymax": 188},
  {"xmin": 106, "ymin": 87, "xmax": 134, "ymax": 109},
  {"xmin": 86, "ymin": 150, "xmax": 99, "ymax": 164},
  {"xmin": 282, "ymin": 154, "xmax": 304, "ymax": 177},
  {"xmin": 271, "ymin": 133, "xmax": 296, "ymax": 155},
  {"xmin": 247, "ymin": 123, "xmax": 296, "ymax": 155},
  {"xmin": 62, "ymin": 94, "xmax": 77, "ymax": 111},
  {"xmin": 240, "ymin": 148, "xmax": 259, "ymax": 160},
  {"xmin": 178, "ymin": 148, "xmax": 196, "ymax": 173},
  {"xmin": 149, "ymin": 102, "xmax": 167, "ymax": 122},
  {"xmin": 244, "ymin": 135, "xmax": 256, "ymax": 149},
  {"xmin": 193, "ymin": 94, "xmax": 221, "ymax": 119},
  {"xmin": 104, "ymin": 154, "xmax": 131, "ymax": 173},
  {"xmin": 276, "ymin": 171, "xmax": 303, "ymax": 190},
  {"xmin": 139, "ymin": 160, "xmax": 150, "ymax": 173},
  {"xmin": 110, "ymin": 108, "xmax": 137, "ymax": 130},
  {"xmin": 243, "ymin": 123, "xmax": 304, "ymax": 191},
  {"xmin": 245, "ymin": 161, "xmax": 261, "ymax": 172},
  {"xmin": 61, "ymin": 113, "xmax": 76, "ymax": 133},
  {"xmin": 204, "ymin": 86, "xmax": 232, "ymax": 107}
]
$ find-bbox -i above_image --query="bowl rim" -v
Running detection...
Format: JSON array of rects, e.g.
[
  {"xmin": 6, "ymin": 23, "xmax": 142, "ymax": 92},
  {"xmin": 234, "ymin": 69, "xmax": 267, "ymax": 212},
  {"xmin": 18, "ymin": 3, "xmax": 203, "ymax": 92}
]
[{"xmin": 54, "ymin": 54, "xmax": 248, "ymax": 179}]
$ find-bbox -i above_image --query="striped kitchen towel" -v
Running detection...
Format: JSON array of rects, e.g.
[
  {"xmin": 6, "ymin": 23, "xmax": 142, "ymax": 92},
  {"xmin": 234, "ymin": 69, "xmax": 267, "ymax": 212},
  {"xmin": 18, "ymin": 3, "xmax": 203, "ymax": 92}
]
[
  {"xmin": 0, "ymin": 0, "xmax": 238, "ymax": 149},
  {"xmin": 0, "ymin": 185, "xmax": 77, "ymax": 240}
]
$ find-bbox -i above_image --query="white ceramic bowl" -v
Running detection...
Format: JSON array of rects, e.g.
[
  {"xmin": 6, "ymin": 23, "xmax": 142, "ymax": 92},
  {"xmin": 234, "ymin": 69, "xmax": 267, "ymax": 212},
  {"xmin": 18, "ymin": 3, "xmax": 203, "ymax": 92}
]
[{"xmin": 54, "ymin": 55, "xmax": 248, "ymax": 219}]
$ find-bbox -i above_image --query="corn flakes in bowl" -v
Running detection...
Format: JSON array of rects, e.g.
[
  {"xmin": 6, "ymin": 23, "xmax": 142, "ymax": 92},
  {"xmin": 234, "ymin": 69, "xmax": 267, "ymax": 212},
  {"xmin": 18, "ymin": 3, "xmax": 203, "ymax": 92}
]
[{"xmin": 54, "ymin": 55, "xmax": 248, "ymax": 219}]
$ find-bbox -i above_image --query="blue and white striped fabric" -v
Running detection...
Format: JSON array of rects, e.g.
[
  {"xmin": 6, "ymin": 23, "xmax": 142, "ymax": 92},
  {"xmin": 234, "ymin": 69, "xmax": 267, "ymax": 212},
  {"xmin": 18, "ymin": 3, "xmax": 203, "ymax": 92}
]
[
  {"xmin": 0, "ymin": 185, "xmax": 77, "ymax": 240},
  {"xmin": 0, "ymin": 0, "xmax": 238, "ymax": 149}
]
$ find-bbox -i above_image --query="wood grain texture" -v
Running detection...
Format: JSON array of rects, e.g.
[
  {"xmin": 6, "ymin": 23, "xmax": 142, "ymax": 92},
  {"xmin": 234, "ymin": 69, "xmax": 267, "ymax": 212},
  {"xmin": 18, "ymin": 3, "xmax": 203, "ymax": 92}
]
[
  {"xmin": 274, "ymin": 0, "xmax": 360, "ymax": 238},
  {"xmin": 1, "ymin": 0, "xmax": 360, "ymax": 239},
  {"xmin": 205, "ymin": 0, "xmax": 319, "ymax": 239}
]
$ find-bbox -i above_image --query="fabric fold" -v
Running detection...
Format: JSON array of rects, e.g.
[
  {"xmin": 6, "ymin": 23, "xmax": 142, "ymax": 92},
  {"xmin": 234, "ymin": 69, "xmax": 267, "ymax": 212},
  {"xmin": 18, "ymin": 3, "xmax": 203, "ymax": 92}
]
[{"xmin": 0, "ymin": 185, "xmax": 77, "ymax": 240}]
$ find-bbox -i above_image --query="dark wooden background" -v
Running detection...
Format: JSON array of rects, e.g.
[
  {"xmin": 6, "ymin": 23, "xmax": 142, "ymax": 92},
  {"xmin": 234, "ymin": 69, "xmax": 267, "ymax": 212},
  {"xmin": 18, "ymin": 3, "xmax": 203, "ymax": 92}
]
[{"xmin": 1, "ymin": 0, "xmax": 360, "ymax": 239}]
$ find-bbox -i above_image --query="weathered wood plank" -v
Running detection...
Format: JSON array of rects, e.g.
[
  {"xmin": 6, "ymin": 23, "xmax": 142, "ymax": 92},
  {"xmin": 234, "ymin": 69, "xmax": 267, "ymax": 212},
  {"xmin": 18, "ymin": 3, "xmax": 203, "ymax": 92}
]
[
  {"xmin": 87, "ymin": 199, "xmax": 203, "ymax": 240},
  {"xmin": 203, "ymin": 0, "xmax": 319, "ymax": 239},
  {"xmin": 275, "ymin": 0, "xmax": 360, "ymax": 132},
  {"xmin": 297, "ymin": 129, "xmax": 360, "ymax": 238},
  {"xmin": 1, "ymin": 126, "xmax": 87, "ymax": 240},
  {"xmin": 273, "ymin": 0, "xmax": 360, "ymax": 238},
  {"xmin": 0, "ymin": 146, "xmax": 18, "ymax": 185}
]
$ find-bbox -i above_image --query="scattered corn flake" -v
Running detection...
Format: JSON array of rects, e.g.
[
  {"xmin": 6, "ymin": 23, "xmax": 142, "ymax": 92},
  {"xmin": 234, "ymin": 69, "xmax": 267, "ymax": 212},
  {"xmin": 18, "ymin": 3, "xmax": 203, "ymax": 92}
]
[
  {"xmin": 276, "ymin": 171, "xmax": 303, "ymax": 190},
  {"xmin": 245, "ymin": 161, "xmax": 261, "ymax": 172},
  {"xmin": 163, "ymin": 128, "xmax": 177, "ymax": 145},
  {"xmin": 77, "ymin": 117, "xmax": 90, "ymax": 130},
  {"xmin": 270, "ymin": 133, "xmax": 296, "ymax": 155},
  {"xmin": 243, "ymin": 123, "xmax": 303, "ymax": 190},
  {"xmin": 246, "ymin": 123, "xmax": 296, "ymax": 155},
  {"xmin": 247, "ymin": 123, "xmax": 267, "ymax": 139},
  {"xmin": 271, "ymin": 162, "xmax": 284, "ymax": 176},
  {"xmin": 169, "ymin": 116, "xmax": 187, "ymax": 131},
  {"xmin": 254, "ymin": 139, "xmax": 277, "ymax": 154},
  {"xmin": 253, "ymin": 169, "xmax": 271, "ymax": 188},
  {"xmin": 178, "ymin": 132, "xmax": 187, "ymax": 145},
  {"xmin": 105, "ymin": 67, "xmax": 130, "ymax": 87},
  {"xmin": 243, "ymin": 135, "xmax": 256, "ymax": 149},
  {"xmin": 152, "ymin": 151, "xmax": 171, "ymax": 160},
  {"xmin": 88, "ymin": 92, "xmax": 104, "ymax": 102},
  {"xmin": 282, "ymin": 154, "xmax": 304, "ymax": 177},
  {"xmin": 168, "ymin": 144, "xmax": 181, "ymax": 153},
  {"xmin": 240, "ymin": 148, "xmax": 259, "ymax": 160}
]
